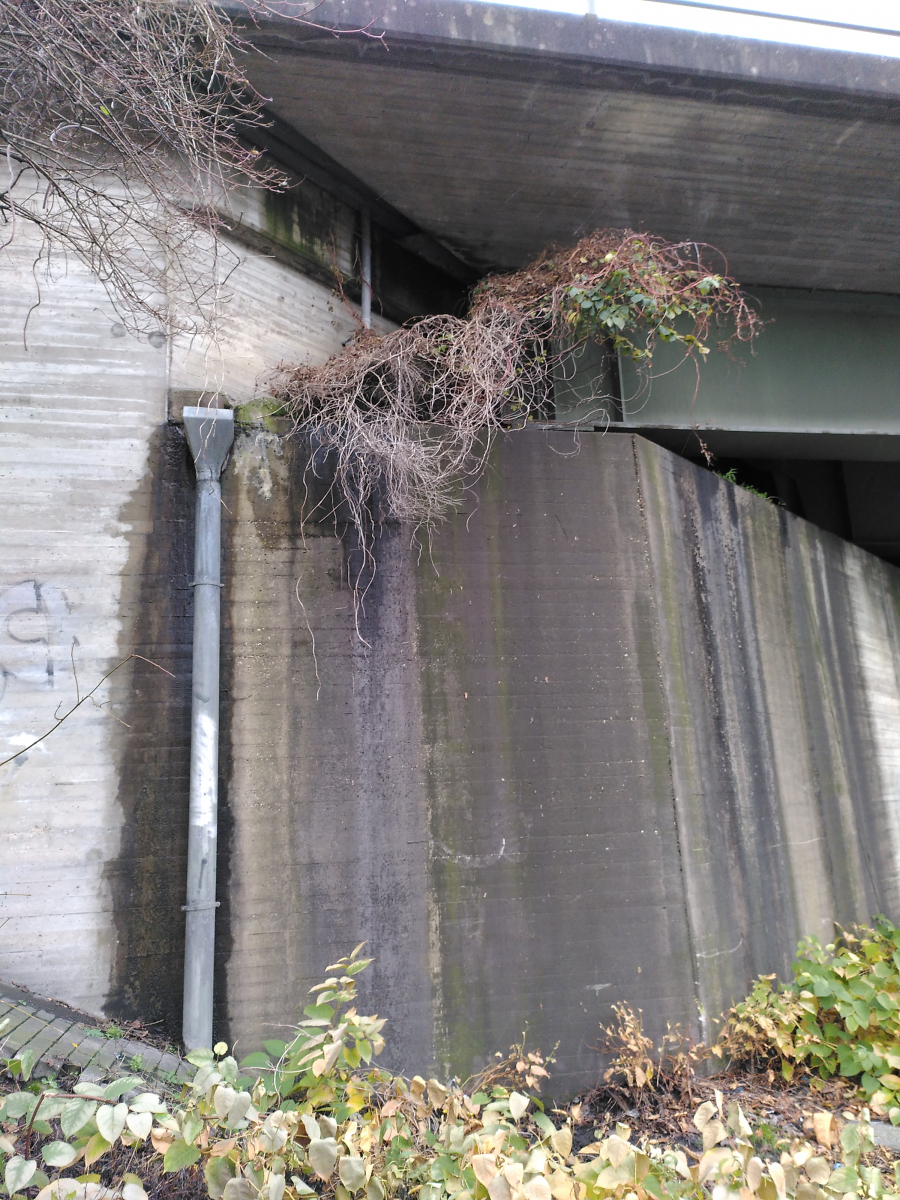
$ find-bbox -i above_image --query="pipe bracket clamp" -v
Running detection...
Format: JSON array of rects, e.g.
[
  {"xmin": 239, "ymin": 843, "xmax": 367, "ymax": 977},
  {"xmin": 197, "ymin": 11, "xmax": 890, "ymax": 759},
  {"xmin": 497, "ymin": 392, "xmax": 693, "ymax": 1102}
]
[
  {"xmin": 181, "ymin": 901, "xmax": 221, "ymax": 912},
  {"xmin": 190, "ymin": 579, "xmax": 224, "ymax": 587}
]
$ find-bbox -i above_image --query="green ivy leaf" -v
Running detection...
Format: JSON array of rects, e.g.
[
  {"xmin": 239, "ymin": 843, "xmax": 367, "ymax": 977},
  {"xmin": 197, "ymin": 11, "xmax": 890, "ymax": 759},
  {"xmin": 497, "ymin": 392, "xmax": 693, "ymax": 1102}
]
[
  {"xmin": 42, "ymin": 1141, "xmax": 79, "ymax": 1168},
  {"xmin": 164, "ymin": 1139, "xmax": 201, "ymax": 1173},
  {"xmin": 205, "ymin": 1155, "xmax": 237, "ymax": 1200},
  {"xmin": 5, "ymin": 1157, "xmax": 37, "ymax": 1195},
  {"xmin": 104, "ymin": 1077, "xmax": 144, "ymax": 1100},
  {"xmin": 61, "ymin": 1099, "xmax": 98, "ymax": 1138}
]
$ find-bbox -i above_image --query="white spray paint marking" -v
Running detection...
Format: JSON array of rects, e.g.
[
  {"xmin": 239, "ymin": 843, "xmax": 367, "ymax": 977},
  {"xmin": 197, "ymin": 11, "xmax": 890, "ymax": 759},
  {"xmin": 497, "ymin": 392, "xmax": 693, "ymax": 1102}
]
[
  {"xmin": 696, "ymin": 937, "xmax": 744, "ymax": 959},
  {"xmin": 436, "ymin": 837, "xmax": 506, "ymax": 867},
  {"xmin": 191, "ymin": 712, "xmax": 218, "ymax": 829}
]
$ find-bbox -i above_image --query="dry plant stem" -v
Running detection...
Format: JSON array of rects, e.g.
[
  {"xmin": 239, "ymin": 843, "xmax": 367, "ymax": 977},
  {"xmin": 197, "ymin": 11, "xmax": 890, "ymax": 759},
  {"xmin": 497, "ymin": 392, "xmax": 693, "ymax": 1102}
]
[{"xmin": 0, "ymin": 646, "xmax": 173, "ymax": 769}]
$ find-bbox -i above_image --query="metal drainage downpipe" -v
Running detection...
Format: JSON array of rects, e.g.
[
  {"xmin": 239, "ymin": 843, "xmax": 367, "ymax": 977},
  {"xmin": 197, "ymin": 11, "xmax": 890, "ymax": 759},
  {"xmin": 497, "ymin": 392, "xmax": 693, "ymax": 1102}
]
[
  {"xmin": 360, "ymin": 207, "xmax": 372, "ymax": 329},
  {"xmin": 182, "ymin": 405, "xmax": 234, "ymax": 1050}
]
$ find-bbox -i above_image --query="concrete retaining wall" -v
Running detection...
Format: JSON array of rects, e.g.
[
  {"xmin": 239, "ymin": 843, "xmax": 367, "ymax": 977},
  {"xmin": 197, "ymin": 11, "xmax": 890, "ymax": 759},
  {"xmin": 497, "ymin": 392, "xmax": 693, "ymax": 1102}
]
[
  {"xmin": 4, "ymin": 270, "xmax": 900, "ymax": 1092},
  {"xmin": 164, "ymin": 426, "xmax": 900, "ymax": 1093},
  {"xmin": 0, "ymin": 226, "xmax": 368, "ymax": 1019}
]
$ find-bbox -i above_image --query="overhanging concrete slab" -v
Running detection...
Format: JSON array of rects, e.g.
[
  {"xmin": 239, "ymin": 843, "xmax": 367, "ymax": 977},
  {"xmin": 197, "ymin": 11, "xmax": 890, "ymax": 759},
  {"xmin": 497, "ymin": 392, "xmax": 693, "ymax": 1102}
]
[{"xmin": 235, "ymin": 0, "xmax": 900, "ymax": 290}]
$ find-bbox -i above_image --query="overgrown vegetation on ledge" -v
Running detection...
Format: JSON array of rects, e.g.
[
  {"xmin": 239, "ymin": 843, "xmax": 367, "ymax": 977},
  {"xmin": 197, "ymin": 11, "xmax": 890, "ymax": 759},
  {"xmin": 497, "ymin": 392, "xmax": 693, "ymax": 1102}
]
[
  {"xmin": 271, "ymin": 230, "xmax": 762, "ymax": 574},
  {"xmin": 6, "ymin": 924, "xmax": 900, "ymax": 1200}
]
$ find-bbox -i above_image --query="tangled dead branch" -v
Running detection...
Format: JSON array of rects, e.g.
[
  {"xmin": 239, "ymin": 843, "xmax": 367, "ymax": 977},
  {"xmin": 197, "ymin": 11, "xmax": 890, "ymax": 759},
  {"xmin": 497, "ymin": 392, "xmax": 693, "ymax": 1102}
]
[
  {"xmin": 0, "ymin": 0, "xmax": 376, "ymax": 336},
  {"xmin": 272, "ymin": 229, "xmax": 763, "ymax": 586}
]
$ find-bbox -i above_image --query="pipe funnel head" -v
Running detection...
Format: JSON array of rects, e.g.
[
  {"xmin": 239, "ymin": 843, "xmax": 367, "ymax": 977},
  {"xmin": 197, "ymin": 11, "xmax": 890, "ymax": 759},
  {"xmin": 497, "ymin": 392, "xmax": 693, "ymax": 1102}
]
[{"xmin": 184, "ymin": 406, "xmax": 235, "ymax": 481}]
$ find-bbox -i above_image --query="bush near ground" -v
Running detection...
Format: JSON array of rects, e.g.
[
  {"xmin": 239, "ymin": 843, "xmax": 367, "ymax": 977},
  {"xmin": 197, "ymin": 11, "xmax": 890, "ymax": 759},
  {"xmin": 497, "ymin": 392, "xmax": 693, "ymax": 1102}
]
[
  {"xmin": 4, "ymin": 930, "xmax": 900, "ymax": 1200},
  {"xmin": 714, "ymin": 917, "xmax": 900, "ymax": 1121}
]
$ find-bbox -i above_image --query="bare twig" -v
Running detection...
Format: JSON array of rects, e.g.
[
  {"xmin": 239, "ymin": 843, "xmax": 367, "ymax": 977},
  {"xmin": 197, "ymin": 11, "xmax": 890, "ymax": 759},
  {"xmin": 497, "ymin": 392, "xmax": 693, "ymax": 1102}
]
[
  {"xmin": 0, "ymin": 646, "xmax": 173, "ymax": 769},
  {"xmin": 0, "ymin": 0, "xmax": 382, "ymax": 337}
]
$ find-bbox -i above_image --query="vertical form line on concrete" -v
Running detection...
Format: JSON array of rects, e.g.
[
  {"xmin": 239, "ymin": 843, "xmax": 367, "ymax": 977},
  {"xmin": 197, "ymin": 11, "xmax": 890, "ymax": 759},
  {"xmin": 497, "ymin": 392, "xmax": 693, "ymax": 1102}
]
[
  {"xmin": 182, "ymin": 405, "xmax": 234, "ymax": 1050},
  {"xmin": 361, "ymin": 207, "xmax": 372, "ymax": 329}
]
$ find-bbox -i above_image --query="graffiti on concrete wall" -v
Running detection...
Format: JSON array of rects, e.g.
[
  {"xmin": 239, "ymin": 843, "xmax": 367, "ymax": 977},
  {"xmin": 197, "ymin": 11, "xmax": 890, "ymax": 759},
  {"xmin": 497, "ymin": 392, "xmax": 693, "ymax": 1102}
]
[{"xmin": 0, "ymin": 581, "xmax": 73, "ymax": 704}]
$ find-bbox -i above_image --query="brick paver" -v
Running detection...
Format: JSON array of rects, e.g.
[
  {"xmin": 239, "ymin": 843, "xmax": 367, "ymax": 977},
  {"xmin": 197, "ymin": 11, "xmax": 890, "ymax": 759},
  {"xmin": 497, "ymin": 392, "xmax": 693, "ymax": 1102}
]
[{"xmin": 0, "ymin": 982, "xmax": 193, "ymax": 1092}]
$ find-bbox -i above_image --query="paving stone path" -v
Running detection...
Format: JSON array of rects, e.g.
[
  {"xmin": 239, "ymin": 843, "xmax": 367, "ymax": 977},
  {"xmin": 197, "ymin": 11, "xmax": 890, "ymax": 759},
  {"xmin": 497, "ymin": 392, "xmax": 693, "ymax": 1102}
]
[{"xmin": 0, "ymin": 980, "xmax": 193, "ymax": 1087}]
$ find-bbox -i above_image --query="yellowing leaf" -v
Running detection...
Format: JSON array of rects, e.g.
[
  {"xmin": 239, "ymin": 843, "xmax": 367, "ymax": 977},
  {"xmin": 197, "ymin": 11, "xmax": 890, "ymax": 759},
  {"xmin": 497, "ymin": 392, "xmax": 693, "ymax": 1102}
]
[
  {"xmin": 769, "ymin": 1162, "xmax": 786, "ymax": 1199},
  {"xmin": 548, "ymin": 1172, "xmax": 575, "ymax": 1200},
  {"xmin": 472, "ymin": 1156, "xmax": 498, "ymax": 1186},
  {"xmin": 487, "ymin": 1176, "xmax": 512, "ymax": 1200},
  {"xmin": 523, "ymin": 1178, "xmax": 552, "ymax": 1200},
  {"xmin": 509, "ymin": 1093, "xmax": 529, "ymax": 1121},
  {"xmin": 503, "ymin": 1164, "xmax": 524, "ymax": 1191},
  {"xmin": 812, "ymin": 1113, "xmax": 835, "ymax": 1149},
  {"xmin": 83, "ymin": 1133, "xmax": 111, "ymax": 1169},
  {"xmin": 696, "ymin": 1149, "xmax": 737, "ymax": 1185},
  {"xmin": 150, "ymin": 1128, "xmax": 175, "ymax": 1154},
  {"xmin": 694, "ymin": 1101, "xmax": 717, "ymax": 1131},
  {"xmin": 550, "ymin": 1127, "xmax": 573, "ymax": 1159},
  {"xmin": 605, "ymin": 1136, "xmax": 630, "ymax": 1169},
  {"xmin": 747, "ymin": 1157, "xmax": 763, "ymax": 1192},
  {"xmin": 702, "ymin": 1120, "xmax": 727, "ymax": 1152},
  {"xmin": 804, "ymin": 1158, "xmax": 830, "ymax": 1186}
]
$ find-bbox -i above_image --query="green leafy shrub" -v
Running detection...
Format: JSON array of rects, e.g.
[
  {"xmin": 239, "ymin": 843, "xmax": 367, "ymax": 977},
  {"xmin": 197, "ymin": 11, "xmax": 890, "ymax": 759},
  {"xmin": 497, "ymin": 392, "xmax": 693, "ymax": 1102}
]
[
  {"xmin": 717, "ymin": 917, "xmax": 900, "ymax": 1120},
  {"xmin": 1, "ymin": 945, "xmax": 897, "ymax": 1200}
]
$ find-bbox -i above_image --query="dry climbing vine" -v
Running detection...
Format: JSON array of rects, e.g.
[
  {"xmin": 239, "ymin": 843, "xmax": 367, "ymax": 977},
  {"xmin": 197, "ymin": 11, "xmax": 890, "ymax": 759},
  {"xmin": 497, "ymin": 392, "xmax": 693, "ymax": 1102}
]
[{"xmin": 271, "ymin": 229, "xmax": 763, "ymax": 579}]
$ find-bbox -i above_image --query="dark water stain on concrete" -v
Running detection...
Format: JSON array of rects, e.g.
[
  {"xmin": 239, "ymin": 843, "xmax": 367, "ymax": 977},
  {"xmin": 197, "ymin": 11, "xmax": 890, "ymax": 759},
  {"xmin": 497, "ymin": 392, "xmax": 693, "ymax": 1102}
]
[{"xmin": 104, "ymin": 425, "xmax": 196, "ymax": 1036}]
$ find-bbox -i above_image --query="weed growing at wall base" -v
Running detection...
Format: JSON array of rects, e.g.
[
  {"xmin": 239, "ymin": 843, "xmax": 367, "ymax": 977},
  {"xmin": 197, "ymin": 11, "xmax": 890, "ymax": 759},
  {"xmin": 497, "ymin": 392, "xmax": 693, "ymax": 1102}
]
[
  {"xmin": 715, "ymin": 917, "xmax": 900, "ymax": 1121},
  {"xmin": 1, "ymin": 942, "xmax": 897, "ymax": 1200}
]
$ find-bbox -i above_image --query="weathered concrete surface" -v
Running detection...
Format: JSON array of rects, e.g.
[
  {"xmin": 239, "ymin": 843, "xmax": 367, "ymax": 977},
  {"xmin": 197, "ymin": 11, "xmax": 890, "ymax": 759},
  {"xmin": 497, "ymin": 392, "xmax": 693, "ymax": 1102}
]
[
  {"xmin": 7, "ymin": 296, "xmax": 900, "ymax": 1094},
  {"xmin": 637, "ymin": 441, "xmax": 900, "ymax": 1037},
  {"xmin": 0, "ymin": 230, "xmax": 167, "ymax": 1014},
  {"xmin": 169, "ymin": 235, "xmax": 391, "ymax": 409},
  {"xmin": 247, "ymin": 1, "xmax": 900, "ymax": 290},
  {"xmin": 215, "ymin": 428, "xmax": 900, "ymax": 1093},
  {"xmin": 0, "ymin": 226, "xmax": 374, "ymax": 1021}
]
